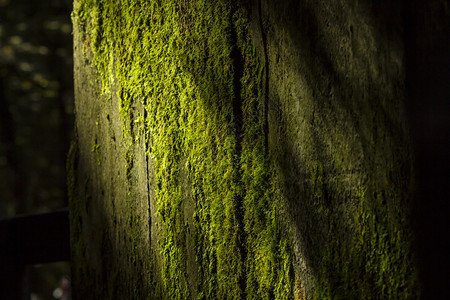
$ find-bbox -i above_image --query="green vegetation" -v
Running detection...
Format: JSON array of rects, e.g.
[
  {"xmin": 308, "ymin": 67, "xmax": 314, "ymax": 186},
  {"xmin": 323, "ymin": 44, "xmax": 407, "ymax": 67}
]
[
  {"xmin": 70, "ymin": 0, "xmax": 419, "ymax": 298},
  {"xmin": 72, "ymin": 0, "xmax": 291, "ymax": 298},
  {"xmin": 314, "ymin": 184, "xmax": 418, "ymax": 299}
]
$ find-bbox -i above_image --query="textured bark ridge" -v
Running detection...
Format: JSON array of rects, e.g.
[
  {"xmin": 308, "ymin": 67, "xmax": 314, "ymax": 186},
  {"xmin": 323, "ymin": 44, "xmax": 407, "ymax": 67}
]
[{"xmin": 69, "ymin": 0, "xmax": 420, "ymax": 298}]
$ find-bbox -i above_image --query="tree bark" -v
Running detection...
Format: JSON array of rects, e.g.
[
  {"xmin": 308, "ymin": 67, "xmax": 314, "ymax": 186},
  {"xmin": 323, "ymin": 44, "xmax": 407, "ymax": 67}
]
[{"xmin": 69, "ymin": 0, "xmax": 427, "ymax": 298}]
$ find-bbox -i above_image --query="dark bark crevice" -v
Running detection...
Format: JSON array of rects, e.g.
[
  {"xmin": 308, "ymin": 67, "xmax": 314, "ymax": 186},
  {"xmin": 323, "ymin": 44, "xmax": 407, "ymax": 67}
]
[
  {"xmin": 230, "ymin": 3, "xmax": 247, "ymax": 296},
  {"xmin": 258, "ymin": 0, "xmax": 270, "ymax": 151}
]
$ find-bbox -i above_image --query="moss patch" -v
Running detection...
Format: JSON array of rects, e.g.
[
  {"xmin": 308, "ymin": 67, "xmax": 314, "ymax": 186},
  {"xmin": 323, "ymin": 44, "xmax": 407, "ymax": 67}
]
[
  {"xmin": 72, "ymin": 0, "xmax": 291, "ymax": 298},
  {"xmin": 70, "ymin": 0, "xmax": 419, "ymax": 298}
]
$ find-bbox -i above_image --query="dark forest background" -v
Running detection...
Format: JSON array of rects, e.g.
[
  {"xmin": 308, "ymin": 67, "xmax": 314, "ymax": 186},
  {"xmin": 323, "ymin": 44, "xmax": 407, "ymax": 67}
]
[{"xmin": 0, "ymin": 0, "xmax": 73, "ymax": 298}]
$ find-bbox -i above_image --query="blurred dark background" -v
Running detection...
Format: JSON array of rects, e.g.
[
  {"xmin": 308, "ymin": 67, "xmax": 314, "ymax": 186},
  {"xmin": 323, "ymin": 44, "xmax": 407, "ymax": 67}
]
[{"xmin": 0, "ymin": 0, "xmax": 73, "ymax": 299}]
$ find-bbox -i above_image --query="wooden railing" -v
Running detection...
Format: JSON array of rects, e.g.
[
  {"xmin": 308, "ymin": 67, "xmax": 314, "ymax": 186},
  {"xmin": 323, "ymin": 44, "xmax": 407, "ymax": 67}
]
[{"xmin": 0, "ymin": 208, "xmax": 69, "ymax": 299}]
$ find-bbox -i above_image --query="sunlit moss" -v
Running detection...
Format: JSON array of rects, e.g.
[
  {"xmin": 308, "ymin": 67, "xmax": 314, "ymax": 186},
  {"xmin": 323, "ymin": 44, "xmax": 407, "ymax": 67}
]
[
  {"xmin": 71, "ymin": 0, "xmax": 419, "ymax": 298},
  {"xmin": 73, "ymin": 0, "xmax": 292, "ymax": 298}
]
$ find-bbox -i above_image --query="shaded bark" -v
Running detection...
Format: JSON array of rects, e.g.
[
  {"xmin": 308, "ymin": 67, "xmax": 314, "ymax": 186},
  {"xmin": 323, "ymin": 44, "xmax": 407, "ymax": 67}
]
[{"xmin": 404, "ymin": 0, "xmax": 450, "ymax": 298}]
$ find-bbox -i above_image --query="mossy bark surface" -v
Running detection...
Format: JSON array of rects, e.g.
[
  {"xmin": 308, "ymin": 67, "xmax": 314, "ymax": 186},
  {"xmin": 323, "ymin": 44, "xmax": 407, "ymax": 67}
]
[{"xmin": 69, "ymin": 0, "xmax": 419, "ymax": 298}]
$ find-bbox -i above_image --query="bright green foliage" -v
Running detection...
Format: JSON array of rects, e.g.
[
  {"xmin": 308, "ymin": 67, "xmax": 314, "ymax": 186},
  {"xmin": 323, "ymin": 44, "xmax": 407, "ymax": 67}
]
[{"xmin": 73, "ymin": 0, "xmax": 292, "ymax": 298}]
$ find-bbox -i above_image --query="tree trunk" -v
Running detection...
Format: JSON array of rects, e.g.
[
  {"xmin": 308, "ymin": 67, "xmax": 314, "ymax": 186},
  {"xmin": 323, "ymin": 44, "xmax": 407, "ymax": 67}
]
[{"xmin": 69, "ymin": 0, "xmax": 426, "ymax": 298}]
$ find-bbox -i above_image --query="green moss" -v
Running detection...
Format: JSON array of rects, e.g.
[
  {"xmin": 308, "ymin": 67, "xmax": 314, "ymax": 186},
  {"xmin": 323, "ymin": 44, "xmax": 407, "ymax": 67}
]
[
  {"xmin": 73, "ymin": 0, "xmax": 292, "ymax": 298},
  {"xmin": 91, "ymin": 137, "xmax": 101, "ymax": 165},
  {"xmin": 313, "ymin": 183, "xmax": 418, "ymax": 299},
  {"xmin": 72, "ymin": 0, "xmax": 418, "ymax": 298}
]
